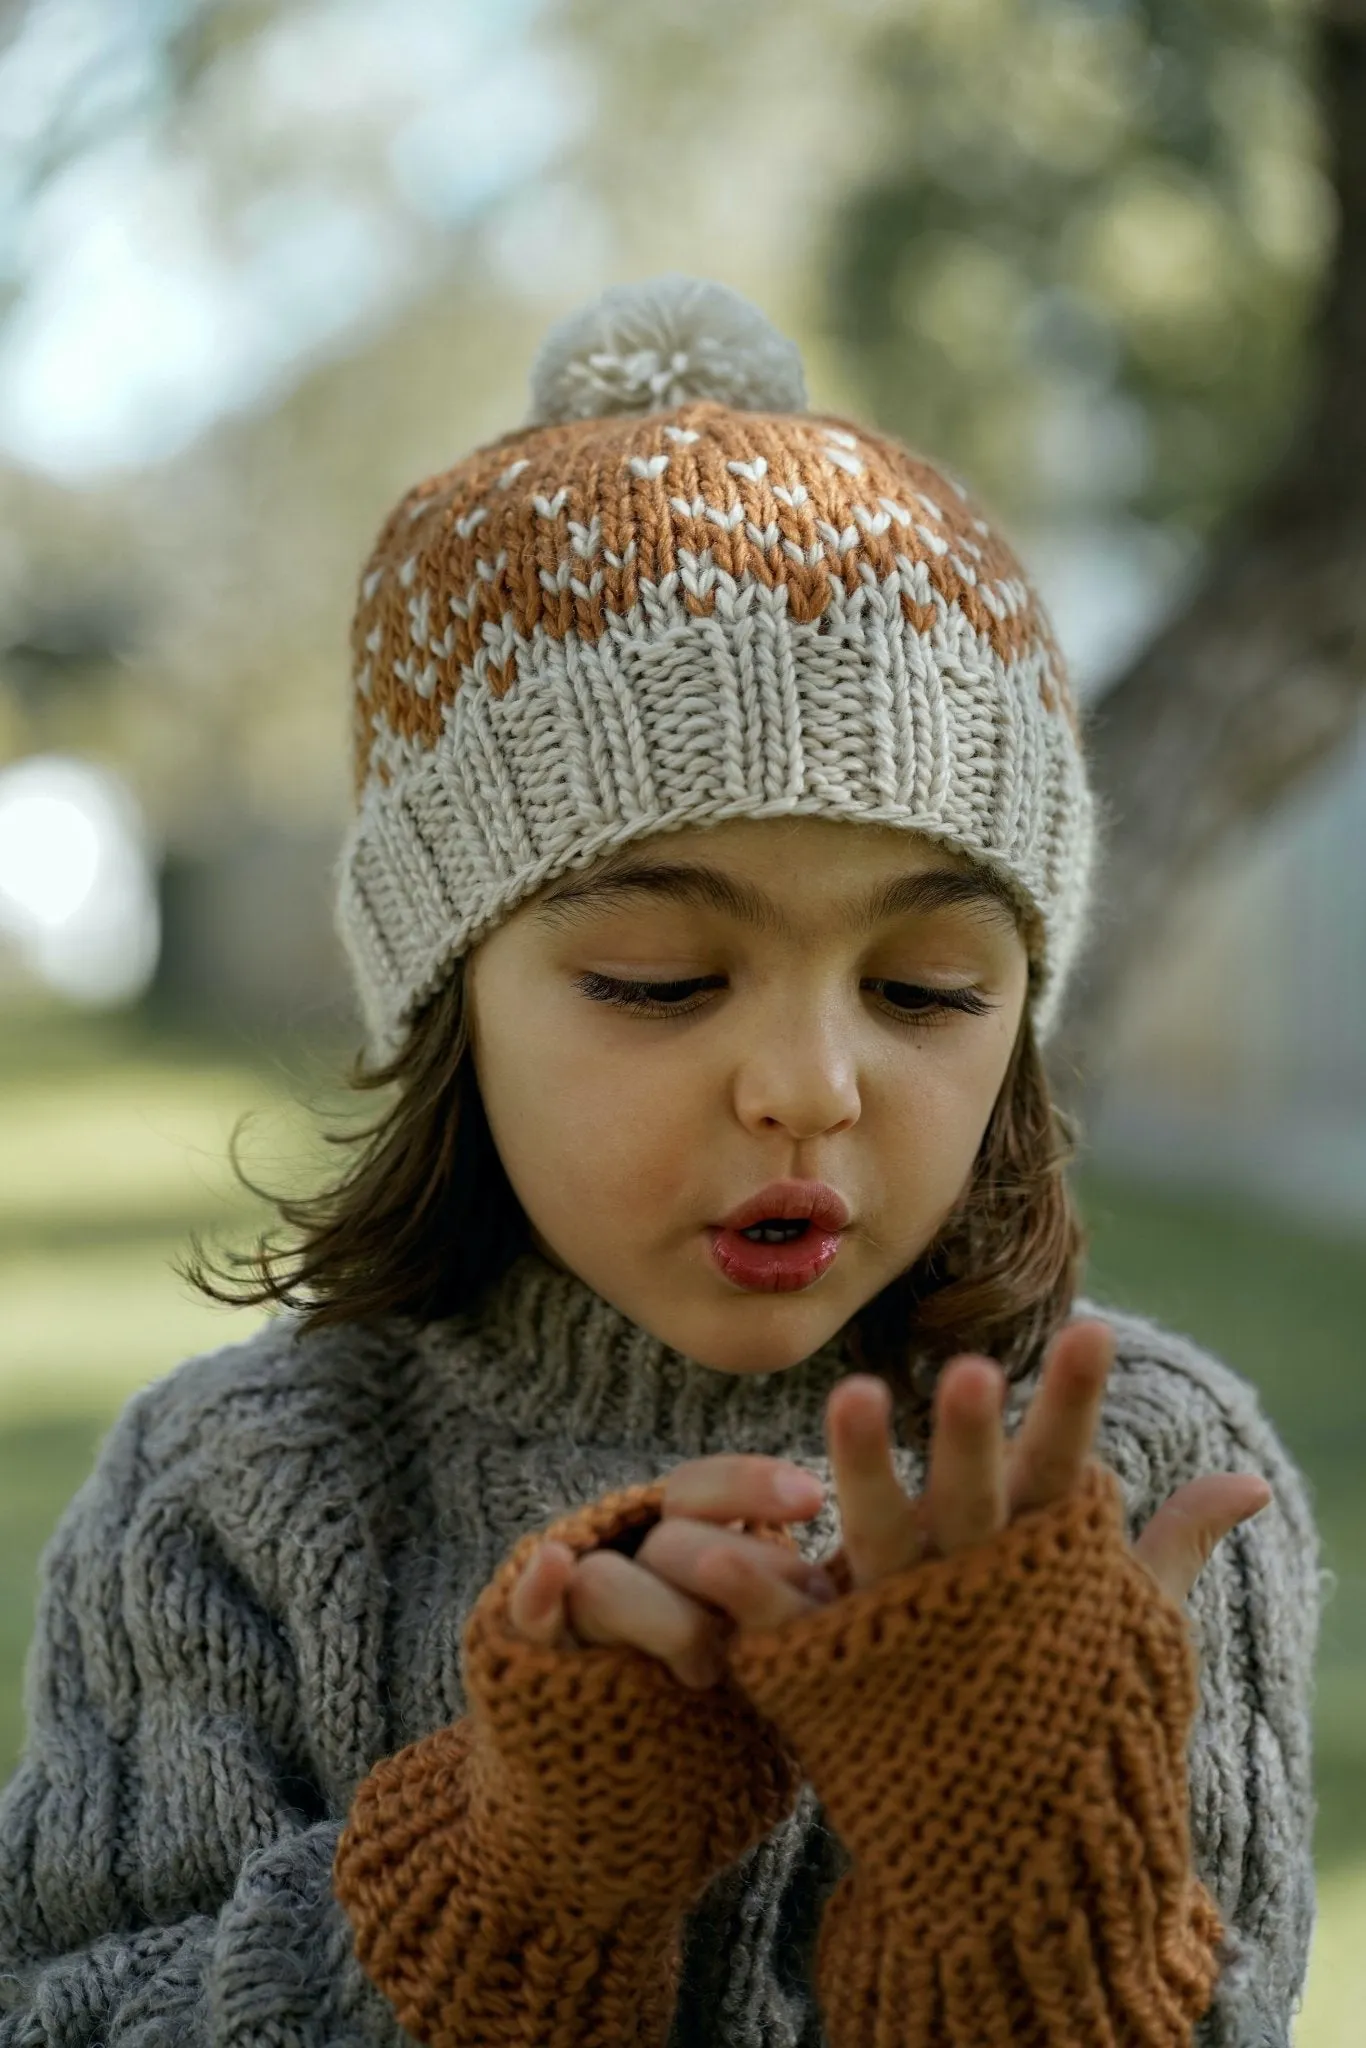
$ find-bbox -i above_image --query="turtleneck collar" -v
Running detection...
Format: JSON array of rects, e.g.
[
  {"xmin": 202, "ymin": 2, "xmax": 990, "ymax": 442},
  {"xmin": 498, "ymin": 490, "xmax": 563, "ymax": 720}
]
[{"xmin": 406, "ymin": 1247, "xmax": 921, "ymax": 1459}]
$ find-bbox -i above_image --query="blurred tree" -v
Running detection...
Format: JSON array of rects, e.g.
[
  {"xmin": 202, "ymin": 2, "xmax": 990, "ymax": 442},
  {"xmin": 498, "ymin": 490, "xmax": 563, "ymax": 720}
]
[
  {"xmin": 0, "ymin": 0, "xmax": 1361, "ymax": 1084},
  {"xmin": 828, "ymin": 0, "xmax": 1325, "ymax": 533},
  {"xmin": 0, "ymin": 0, "xmax": 857, "ymax": 856},
  {"xmin": 824, "ymin": 0, "xmax": 1366, "ymax": 1099},
  {"xmin": 1053, "ymin": 0, "xmax": 1366, "ymax": 1098}
]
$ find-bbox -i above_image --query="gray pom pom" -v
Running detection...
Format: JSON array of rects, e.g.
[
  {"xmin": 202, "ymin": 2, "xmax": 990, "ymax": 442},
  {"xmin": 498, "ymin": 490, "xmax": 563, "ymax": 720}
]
[{"xmin": 527, "ymin": 275, "xmax": 808, "ymax": 427}]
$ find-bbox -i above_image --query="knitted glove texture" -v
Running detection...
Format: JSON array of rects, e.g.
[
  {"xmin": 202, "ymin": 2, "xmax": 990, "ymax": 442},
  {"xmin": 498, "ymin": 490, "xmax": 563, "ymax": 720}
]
[
  {"xmin": 332, "ymin": 1479, "xmax": 803, "ymax": 2048},
  {"xmin": 726, "ymin": 1460, "xmax": 1226, "ymax": 2048}
]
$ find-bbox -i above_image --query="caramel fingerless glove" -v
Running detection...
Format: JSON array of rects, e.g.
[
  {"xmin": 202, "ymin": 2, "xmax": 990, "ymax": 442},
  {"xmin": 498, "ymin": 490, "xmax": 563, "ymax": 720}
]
[
  {"xmin": 727, "ymin": 1461, "xmax": 1225, "ymax": 2048},
  {"xmin": 332, "ymin": 1481, "xmax": 803, "ymax": 2048}
]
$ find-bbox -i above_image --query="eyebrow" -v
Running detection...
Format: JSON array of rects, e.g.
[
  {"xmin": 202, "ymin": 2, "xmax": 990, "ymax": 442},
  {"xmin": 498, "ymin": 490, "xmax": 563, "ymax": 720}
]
[{"xmin": 531, "ymin": 854, "xmax": 1024, "ymax": 943}]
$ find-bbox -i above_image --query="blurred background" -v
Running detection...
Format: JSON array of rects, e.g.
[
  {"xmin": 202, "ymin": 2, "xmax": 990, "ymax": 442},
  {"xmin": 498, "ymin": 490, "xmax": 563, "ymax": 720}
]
[{"xmin": 0, "ymin": 0, "xmax": 1361, "ymax": 2035}]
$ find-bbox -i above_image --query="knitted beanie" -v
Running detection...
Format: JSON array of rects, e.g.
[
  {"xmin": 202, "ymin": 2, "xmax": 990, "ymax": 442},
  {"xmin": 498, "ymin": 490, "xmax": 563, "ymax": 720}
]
[{"xmin": 334, "ymin": 275, "xmax": 1096, "ymax": 1064}]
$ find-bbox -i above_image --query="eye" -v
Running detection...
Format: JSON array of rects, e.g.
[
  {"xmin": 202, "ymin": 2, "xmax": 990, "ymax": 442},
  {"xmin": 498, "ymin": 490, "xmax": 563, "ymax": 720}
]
[
  {"xmin": 877, "ymin": 980, "xmax": 994, "ymax": 1021},
  {"xmin": 573, "ymin": 972, "xmax": 995, "ymax": 1025},
  {"xmin": 575, "ymin": 973, "xmax": 720, "ymax": 1016}
]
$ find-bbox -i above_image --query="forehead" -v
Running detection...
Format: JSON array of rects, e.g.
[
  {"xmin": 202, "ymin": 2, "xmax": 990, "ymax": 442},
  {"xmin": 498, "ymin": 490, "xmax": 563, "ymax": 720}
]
[{"xmin": 528, "ymin": 816, "xmax": 1033, "ymax": 948}]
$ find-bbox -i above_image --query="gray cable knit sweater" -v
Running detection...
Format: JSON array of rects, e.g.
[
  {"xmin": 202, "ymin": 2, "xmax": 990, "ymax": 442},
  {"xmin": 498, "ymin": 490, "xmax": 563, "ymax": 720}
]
[{"xmin": 0, "ymin": 1249, "xmax": 1322, "ymax": 2047}]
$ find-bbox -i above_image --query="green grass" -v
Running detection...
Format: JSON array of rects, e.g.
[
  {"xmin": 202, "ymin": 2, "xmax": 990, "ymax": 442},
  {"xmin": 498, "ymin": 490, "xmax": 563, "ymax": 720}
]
[
  {"xmin": 0, "ymin": 1414, "xmax": 108, "ymax": 1744},
  {"xmin": 0, "ymin": 1005, "xmax": 1362, "ymax": 2042}
]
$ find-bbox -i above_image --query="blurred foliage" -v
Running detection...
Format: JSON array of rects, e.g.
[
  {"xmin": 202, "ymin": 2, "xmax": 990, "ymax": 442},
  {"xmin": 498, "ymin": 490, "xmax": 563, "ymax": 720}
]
[
  {"xmin": 0, "ymin": 0, "xmax": 1341, "ymax": 853},
  {"xmin": 825, "ymin": 0, "xmax": 1332, "ymax": 533}
]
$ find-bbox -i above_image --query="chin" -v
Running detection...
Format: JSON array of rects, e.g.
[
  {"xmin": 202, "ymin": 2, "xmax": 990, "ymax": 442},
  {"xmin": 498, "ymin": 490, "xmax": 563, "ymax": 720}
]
[
  {"xmin": 695, "ymin": 1346, "xmax": 825, "ymax": 1378},
  {"xmin": 667, "ymin": 1301, "xmax": 852, "ymax": 1378}
]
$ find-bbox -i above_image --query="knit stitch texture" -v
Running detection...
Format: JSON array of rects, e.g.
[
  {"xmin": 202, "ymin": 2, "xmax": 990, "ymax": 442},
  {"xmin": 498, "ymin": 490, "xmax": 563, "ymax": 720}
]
[
  {"xmin": 0, "ymin": 1250, "xmax": 1321, "ymax": 2047},
  {"xmin": 335, "ymin": 284, "xmax": 1096, "ymax": 1065},
  {"xmin": 727, "ymin": 1460, "xmax": 1226, "ymax": 2046},
  {"xmin": 333, "ymin": 1480, "xmax": 805, "ymax": 2044}
]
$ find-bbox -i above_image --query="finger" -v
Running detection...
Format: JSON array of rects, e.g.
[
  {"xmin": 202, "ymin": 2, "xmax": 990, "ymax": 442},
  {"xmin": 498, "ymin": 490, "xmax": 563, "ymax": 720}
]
[
  {"xmin": 638, "ymin": 1515, "xmax": 839, "ymax": 1613},
  {"xmin": 924, "ymin": 1355, "xmax": 1008, "ymax": 1556},
  {"xmin": 694, "ymin": 1542, "xmax": 840, "ymax": 1633},
  {"xmin": 508, "ymin": 1540, "xmax": 576, "ymax": 1648},
  {"xmin": 1006, "ymin": 1319, "xmax": 1115, "ymax": 1515},
  {"xmin": 661, "ymin": 1453, "xmax": 825, "ymax": 1528},
  {"xmin": 1131, "ymin": 1474, "xmax": 1273, "ymax": 1609},
  {"xmin": 566, "ymin": 1547, "xmax": 730, "ymax": 1689},
  {"xmin": 824, "ymin": 1375, "xmax": 925, "ymax": 1590}
]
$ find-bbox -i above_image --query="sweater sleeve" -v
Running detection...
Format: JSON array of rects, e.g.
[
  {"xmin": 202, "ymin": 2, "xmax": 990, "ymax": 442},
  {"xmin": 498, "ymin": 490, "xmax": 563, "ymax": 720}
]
[
  {"xmin": 332, "ymin": 1481, "xmax": 805, "ymax": 2047},
  {"xmin": 1113, "ymin": 1319, "xmax": 1322, "ymax": 2048},
  {"xmin": 727, "ymin": 1462, "xmax": 1227, "ymax": 2048},
  {"xmin": 0, "ymin": 1388, "xmax": 414, "ymax": 2048},
  {"xmin": 0, "ymin": 1399, "xmax": 804, "ymax": 2048}
]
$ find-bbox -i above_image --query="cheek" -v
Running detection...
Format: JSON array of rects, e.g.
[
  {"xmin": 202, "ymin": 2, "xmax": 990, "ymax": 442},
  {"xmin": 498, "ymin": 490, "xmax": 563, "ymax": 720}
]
[
  {"xmin": 879, "ymin": 1071, "xmax": 976, "ymax": 1168},
  {"xmin": 874, "ymin": 1032, "xmax": 1015, "ymax": 1200},
  {"xmin": 475, "ymin": 997, "xmax": 693, "ymax": 1216}
]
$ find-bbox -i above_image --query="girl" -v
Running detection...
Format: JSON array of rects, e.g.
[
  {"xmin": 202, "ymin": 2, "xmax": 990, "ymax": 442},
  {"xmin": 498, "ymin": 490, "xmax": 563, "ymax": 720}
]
[{"xmin": 0, "ymin": 278, "xmax": 1320, "ymax": 2048}]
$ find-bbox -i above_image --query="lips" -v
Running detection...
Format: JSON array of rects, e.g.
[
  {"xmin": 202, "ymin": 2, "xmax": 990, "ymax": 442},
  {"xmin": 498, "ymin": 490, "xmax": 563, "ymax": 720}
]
[{"xmin": 718, "ymin": 1179, "xmax": 852, "ymax": 1234}]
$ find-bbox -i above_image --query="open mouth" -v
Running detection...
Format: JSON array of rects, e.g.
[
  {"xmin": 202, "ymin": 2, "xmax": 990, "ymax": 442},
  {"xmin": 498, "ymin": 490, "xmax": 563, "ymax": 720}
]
[
  {"xmin": 737, "ymin": 1218, "xmax": 812, "ymax": 1244},
  {"xmin": 707, "ymin": 1215, "xmax": 842, "ymax": 1292}
]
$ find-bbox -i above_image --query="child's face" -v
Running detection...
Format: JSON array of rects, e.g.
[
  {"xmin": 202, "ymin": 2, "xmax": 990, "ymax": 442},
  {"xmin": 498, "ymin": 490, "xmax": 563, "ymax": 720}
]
[{"xmin": 466, "ymin": 816, "xmax": 1031, "ymax": 1376}]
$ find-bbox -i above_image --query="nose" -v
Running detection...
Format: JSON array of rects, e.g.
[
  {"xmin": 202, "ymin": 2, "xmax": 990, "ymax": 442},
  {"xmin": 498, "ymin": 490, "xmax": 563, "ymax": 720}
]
[{"xmin": 731, "ymin": 999, "xmax": 860, "ymax": 1140}]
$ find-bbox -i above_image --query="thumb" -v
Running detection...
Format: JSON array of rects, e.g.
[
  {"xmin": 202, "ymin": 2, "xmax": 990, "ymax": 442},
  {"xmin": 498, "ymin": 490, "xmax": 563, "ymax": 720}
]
[{"xmin": 1130, "ymin": 1473, "xmax": 1273, "ymax": 1609}]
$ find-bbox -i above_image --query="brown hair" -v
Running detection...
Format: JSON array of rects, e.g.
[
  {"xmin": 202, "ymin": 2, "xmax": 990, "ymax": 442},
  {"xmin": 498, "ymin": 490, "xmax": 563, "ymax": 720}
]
[{"xmin": 181, "ymin": 957, "xmax": 1086, "ymax": 1436}]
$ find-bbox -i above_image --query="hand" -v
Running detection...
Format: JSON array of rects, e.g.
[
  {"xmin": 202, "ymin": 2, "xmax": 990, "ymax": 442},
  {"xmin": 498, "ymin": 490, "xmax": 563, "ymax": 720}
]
[
  {"xmin": 708, "ymin": 1326, "xmax": 1244, "ymax": 2045},
  {"xmin": 688, "ymin": 1320, "xmax": 1273, "ymax": 1626},
  {"xmin": 507, "ymin": 1454, "xmax": 837, "ymax": 1688}
]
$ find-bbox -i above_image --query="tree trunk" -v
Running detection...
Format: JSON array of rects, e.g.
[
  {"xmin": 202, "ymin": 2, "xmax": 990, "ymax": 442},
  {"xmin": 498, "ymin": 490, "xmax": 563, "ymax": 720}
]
[{"xmin": 1048, "ymin": 1, "xmax": 1366, "ymax": 1111}]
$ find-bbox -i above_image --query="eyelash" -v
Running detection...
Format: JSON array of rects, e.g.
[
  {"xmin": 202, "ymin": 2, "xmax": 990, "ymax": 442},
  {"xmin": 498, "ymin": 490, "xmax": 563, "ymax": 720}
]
[{"xmin": 573, "ymin": 971, "xmax": 996, "ymax": 1026}]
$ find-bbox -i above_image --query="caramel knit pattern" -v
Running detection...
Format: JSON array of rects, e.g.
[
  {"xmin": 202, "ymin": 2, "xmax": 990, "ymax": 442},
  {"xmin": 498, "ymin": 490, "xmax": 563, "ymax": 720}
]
[
  {"xmin": 334, "ymin": 370, "xmax": 1095, "ymax": 1064},
  {"xmin": 333, "ymin": 1458, "xmax": 1226, "ymax": 2048},
  {"xmin": 351, "ymin": 403, "xmax": 1073, "ymax": 794},
  {"xmin": 334, "ymin": 1482, "xmax": 804, "ymax": 2047},
  {"xmin": 729, "ymin": 1460, "xmax": 1226, "ymax": 2047}
]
